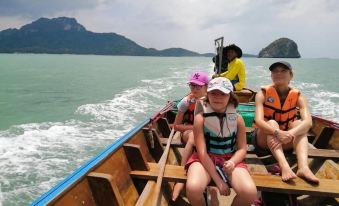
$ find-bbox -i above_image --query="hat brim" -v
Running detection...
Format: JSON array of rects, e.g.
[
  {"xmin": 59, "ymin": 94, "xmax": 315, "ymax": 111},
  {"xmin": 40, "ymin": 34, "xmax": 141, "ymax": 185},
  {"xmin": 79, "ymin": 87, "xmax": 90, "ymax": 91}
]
[
  {"xmin": 269, "ymin": 62, "xmax": 292, "ymax": 71},
  {"xmin": 207, "ymin": 87, "xmax": 231, "ymax": 94},
  {"xmin": 225, "ymin": 45, "xmax": 242, "ymax": 58},
  {"xmin": 189, "ymin": 80, "xmax": 206, "ymax": 86}
]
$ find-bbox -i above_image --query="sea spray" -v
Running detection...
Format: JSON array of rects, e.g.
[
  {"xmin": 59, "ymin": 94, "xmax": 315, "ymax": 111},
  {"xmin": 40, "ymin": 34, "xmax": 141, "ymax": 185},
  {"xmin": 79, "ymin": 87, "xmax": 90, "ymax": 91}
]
[{"xmin": 0, "ymin": 183, "xmax": 2, "ymax": 206}]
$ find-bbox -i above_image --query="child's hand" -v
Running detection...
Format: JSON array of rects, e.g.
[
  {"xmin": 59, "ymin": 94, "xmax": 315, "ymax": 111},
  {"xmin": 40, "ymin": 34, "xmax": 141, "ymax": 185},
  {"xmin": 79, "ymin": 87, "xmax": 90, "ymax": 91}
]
[
  {"xmin": 223, "ymin": 160, "xmax": 235, "ymax": 174},
  {"xmin": 277, "ymin": 130, "xmax": 295, "ymax": 144},
  {"xmin": 217, "ymin": 180, "xmax": 230, "ymax": 196}
]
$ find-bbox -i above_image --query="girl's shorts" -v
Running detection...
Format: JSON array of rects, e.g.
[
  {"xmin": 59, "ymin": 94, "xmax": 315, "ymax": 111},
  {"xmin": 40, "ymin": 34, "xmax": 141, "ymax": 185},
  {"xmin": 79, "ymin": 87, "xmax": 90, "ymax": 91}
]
[{"xmin": 185, "ymin": 152, "xmax": 247, "ymax": 170}]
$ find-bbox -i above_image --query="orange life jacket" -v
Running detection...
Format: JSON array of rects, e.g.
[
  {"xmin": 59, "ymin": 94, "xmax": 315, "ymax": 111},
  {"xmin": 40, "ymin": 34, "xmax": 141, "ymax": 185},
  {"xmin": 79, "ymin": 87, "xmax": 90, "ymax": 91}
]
[
  {"xmin": 262, "ymin": 85, "xmax": 300, "ymax": 130},
  {"xmin": 183, "ymin": 94, "xmax": 196, "ymax": 125}
]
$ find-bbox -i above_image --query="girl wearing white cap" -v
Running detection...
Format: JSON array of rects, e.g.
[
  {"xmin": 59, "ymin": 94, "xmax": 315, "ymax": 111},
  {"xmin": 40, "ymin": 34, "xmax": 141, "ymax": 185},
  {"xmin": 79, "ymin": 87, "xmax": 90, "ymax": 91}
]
[{"xmin": 186, "ymin": 77, "xmax": 257, "ymax": 206}]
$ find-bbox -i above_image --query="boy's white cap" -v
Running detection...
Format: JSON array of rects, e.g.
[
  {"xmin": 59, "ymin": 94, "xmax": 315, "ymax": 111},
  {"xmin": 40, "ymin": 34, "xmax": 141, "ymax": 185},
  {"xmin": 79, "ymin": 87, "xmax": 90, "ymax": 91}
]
[{"xmin": 207, "ymin": 77, "xmax": 233, "ymax": 94}]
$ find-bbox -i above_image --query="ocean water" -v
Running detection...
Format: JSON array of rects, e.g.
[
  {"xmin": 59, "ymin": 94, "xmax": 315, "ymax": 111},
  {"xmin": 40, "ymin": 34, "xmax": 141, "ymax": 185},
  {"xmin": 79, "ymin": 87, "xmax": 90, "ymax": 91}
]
[{"xmin": 0, "ymin": 54, "xmax": 338, "ymax": 205}]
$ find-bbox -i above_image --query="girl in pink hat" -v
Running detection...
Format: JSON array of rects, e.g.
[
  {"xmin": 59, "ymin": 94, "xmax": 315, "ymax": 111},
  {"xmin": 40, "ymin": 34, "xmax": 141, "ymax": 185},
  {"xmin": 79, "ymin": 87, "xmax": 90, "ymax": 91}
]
[{"xmin": 172, "ymin": 71, "xmax": 215, "ymax": 202}]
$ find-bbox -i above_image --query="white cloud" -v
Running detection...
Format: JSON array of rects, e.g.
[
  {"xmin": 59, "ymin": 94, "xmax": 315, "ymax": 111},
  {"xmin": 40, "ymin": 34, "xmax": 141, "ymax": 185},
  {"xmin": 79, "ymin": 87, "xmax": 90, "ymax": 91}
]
[{"xmin": 0, "ymin": 0, "xmax": 339, "ymax": 58}]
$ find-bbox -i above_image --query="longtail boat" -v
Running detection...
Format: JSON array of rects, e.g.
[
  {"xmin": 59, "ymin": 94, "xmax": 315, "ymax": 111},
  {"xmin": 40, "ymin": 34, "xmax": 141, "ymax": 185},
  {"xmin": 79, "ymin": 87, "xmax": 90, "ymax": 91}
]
[{"xmin": 31, "ymin": 89, "xmax": 339, "ymax": 206}]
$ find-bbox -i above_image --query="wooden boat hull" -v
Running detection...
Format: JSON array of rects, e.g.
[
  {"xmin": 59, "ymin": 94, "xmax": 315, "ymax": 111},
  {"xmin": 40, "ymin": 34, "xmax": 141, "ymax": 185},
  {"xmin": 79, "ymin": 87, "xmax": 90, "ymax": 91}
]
[
  {"xmin": 31, "ymin": 119, "xmax": 151, "ymax": 205},
  {"xmin": 31, "ymin": 92, "xmax": 339, "ymax": 206}
]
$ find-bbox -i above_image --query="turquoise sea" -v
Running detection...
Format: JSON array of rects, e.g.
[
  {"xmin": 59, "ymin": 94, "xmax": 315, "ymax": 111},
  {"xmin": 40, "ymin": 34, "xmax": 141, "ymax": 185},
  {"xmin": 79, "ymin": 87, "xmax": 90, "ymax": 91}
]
[{"xmin": 0, "ymin": 54, "xmax": 338, "ymax": 205}]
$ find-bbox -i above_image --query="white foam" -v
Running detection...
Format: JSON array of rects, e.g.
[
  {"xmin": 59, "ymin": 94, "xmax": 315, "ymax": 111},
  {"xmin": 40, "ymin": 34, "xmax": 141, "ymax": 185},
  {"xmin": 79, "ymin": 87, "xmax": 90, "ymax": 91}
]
[
  {"xmin": 297, "ymin": 85, "xmax": 339, "ymax": 122},
  {"xmin": 296, "ymin": 82, "xmax": 320, "ymax": 90},
  {"xmin": 0, "ymin": 184, "xmax": 2, "ymax": 206},
  {"xmin": 0, "ymin": 65, "xmax": 208, "ymax": 205}
]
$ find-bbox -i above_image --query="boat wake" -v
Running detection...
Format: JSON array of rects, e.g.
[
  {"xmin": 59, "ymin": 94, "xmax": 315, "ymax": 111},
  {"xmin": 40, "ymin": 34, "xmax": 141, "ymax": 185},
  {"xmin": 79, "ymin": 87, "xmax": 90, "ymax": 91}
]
[{"xmin": 0, "ymin": 65, "xmax": 200, "ymax": 205}]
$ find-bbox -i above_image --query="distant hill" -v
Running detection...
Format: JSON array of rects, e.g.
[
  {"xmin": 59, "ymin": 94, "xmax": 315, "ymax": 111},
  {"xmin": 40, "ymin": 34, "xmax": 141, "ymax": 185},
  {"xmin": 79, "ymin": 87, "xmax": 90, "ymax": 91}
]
[
  {"xmin": 0, "ymin": 17, "xmax": 203, "ymax": 57},
  {"xmin": 0, "ymin": 17, "xmax": 256, "ymax": 57},
  {"xmin": 258, "ymin": 38, "xmax": 301, "ymax": 58},
  {"xmin": 243, "ymin": 54, "xmax": 257, "ymax": 57}
]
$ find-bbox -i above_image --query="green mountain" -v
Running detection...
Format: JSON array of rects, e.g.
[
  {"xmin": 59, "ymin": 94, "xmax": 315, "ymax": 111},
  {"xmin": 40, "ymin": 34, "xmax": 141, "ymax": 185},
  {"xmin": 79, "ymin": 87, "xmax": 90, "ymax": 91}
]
[{"xmin": 0, "ymin": 17, "xmax": 207, "ymax": 57}]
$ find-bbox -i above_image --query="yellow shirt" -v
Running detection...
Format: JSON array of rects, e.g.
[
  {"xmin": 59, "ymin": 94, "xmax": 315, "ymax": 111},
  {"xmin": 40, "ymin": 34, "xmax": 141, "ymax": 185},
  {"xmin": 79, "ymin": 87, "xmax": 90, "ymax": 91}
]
[{"xmin": 219, "ymin": 58, "xmax": 246, "ymax": 91}]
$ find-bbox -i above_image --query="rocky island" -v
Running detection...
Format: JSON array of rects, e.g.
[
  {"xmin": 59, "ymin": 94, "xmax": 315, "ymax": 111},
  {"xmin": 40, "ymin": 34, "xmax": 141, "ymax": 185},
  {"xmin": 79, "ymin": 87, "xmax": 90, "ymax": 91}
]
[{"xmin": 258, "ymin": 38, "xmax": 301, "ymax": 58}]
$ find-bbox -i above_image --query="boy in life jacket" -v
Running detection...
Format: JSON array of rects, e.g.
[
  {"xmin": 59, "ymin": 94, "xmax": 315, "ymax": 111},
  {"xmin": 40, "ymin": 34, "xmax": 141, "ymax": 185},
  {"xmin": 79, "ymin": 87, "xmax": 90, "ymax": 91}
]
[
  {"xmin": 186, "ymin": 77, "xmax": 257, "ymax": 206},
  {"xmin": 172, "ymin": 71, "xmax": 210, "ymax": 202},
  {"xmin": 253, "ymin": 61, "xmax": 319, "ymax": 183}
]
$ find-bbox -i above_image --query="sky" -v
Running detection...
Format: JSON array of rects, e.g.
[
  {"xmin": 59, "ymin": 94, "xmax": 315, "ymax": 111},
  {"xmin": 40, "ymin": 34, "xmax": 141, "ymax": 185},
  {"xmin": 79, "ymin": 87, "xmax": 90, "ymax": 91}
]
[{"xmin": 0, "ymin": 0, "xmax": 338, "ymax": 58}]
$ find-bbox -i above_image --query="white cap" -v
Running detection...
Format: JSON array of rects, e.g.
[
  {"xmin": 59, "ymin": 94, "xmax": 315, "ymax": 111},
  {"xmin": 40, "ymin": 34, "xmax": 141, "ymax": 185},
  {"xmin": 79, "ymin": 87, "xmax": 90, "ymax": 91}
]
[{"xmin": 207, "ymin": 77, "xmax": 233, "ymax": 94}]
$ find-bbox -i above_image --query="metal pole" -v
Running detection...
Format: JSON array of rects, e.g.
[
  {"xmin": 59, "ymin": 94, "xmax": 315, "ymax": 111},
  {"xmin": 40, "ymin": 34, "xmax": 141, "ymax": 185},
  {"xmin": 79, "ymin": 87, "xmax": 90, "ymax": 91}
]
[{"xmin": 214, "ymin": 37, "xmax": 224, "ymax": 75}]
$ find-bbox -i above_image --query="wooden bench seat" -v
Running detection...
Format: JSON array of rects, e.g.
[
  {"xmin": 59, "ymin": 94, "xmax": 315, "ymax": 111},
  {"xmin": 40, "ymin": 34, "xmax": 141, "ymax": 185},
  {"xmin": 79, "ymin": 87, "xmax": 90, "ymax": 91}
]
[
  {"xmin": 130, "ymin": 163, "xmax": 339, "ymax": 198},
  {"xmin": 131, "ymin": 163, "xmax": 187, "ymax": 183},
  {"xmin": 295, "ymin": 148, "xmax": 339, "ymax": 159},
  {"xmin": 252, "ymin": 174, "xmax": 339, "ymax": 197}
]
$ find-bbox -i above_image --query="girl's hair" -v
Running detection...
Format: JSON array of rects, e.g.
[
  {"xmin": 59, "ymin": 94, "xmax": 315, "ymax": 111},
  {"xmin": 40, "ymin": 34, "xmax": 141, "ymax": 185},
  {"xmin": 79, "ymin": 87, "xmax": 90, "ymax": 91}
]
[
  {"xmin": 229, "ymin": 92, "xmax": 239, "ymax": 108},
  {"xmin": 205, "ymin": 91, "xmax": 239, "ymax": 108}
]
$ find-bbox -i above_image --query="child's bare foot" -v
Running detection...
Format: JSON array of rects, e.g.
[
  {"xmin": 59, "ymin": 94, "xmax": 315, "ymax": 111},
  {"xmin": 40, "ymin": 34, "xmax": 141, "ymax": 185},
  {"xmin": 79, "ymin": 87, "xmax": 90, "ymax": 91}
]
[
  {"xmin": 281, "ymin": 166, "xmax": 297, "ymax": 182},
  {"xmin": 172, "ymin": 182, "xmax": 185, "ymax": 201},
  {"xmin": 297, "ymin": 167, "xmax": 319, "ymax": 184}
]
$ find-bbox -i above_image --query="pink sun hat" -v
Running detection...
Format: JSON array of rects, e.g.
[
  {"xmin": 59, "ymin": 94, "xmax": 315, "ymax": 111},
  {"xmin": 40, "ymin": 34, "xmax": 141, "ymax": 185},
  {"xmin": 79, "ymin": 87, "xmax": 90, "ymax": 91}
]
[{"xmin": 188, "ymin": 71, "xmax": 209, "ymax": 86}]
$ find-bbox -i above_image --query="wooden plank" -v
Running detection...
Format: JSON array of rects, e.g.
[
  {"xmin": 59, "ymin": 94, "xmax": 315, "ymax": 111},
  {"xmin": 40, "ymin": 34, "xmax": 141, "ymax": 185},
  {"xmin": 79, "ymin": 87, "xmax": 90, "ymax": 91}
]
[
  {"xmin": 131, "ymin": 163, "xmax": 339, "ymax": 198},
  {"xmin": 142, "ymin": 128, "xmax": 164, "ymax": 162},
  {"xmin": 253, "ymin": 174, "xmax": 339, "ymax": 197},
  {"xmin": 135, "ymin": 181, "xmax": 156, "ymax": 206},
  {"xmin": 315, "ymin": 160, "xmax": 339, "ymax": 180},
  {"xmin": 131, "ymin": 163, "xmax": 187, "ymax": 183},
  {"xmin": 313, "ymin": 127, "xmax": 335, "ymax": 148},
  {"xmin": 296, "ymin": 148, "xmax": 339, "ymax": 159},
  {"xmin": 234, "ymin": 89, "xmax": 256, "ymax": 103},
  {"xmin": 87, "ymin": 172, "xmax": 125, "ymax": 206},
  {"xmin": 307, "ymin": 130, "xmax": 316, "ymax": 143},
  {"xmin": 157, "ymin": 118, "xmax": 171, "ymax": 138},
  {"xmin": 329, "ymin": 130, "xmax": 339, "ymax": 149},
  {"xmin": 93, "ymin": 146, "xmax": 139, "ymax": 205},
  {"xmin": 152, "ymin": 129, "xmax": 175, "ymax": 206},
  {"xmin": 245, "ymin": 154, "xmax": 269, "ymax": 175},
  {"xmin": 123, "ymin": 143, "xmax": 150, "ymax": 171},
  {"xmin": 49, "ymin": 179, "xmax": 96, "ymax": 206}
]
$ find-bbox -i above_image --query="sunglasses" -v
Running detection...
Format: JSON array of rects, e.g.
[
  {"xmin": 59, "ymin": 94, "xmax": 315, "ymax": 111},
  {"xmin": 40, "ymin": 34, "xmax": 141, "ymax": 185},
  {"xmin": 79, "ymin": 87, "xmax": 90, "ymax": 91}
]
[{"xmin": 188, "ymin": 83, "xmax": 204, "ymax": 89}]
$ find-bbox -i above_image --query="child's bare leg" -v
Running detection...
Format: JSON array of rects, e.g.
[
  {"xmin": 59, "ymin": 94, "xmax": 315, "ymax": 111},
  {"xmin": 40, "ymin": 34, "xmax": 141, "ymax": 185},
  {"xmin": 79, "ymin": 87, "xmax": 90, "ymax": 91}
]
[
  {"xmin": 268, "ymin": 134, "xmax": 296, "ymax": 181},
  {"xmin": 229, "ymin": 168, "xmax": 257, "ymax": 206},
  {"xmin": 186, "ymin": 162, "xmax": 211, "ymax": 206},
  {"xmin": 264, "ymin": 121, "xmax": 296, "ymax": 181},
  {"xmin": 267, "ymin": 135, "xmax": 297, "ymax": 181},
  {"xmin": 172, "ymin": 131, "xmax": 194, "ymax": 201},
  {"xmin": 290, "ymin": 121, "xmax": 319, "ymax": 183}
]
